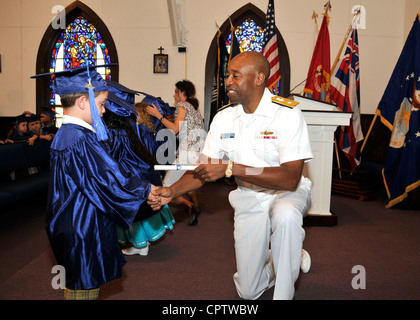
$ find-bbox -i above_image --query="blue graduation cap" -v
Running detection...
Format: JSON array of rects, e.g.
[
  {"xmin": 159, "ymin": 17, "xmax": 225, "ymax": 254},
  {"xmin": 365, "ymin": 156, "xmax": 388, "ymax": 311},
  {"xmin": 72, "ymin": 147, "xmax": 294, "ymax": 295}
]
[
  {"xmin": 12, "ymin": 113, "xmax": 31, "ymax": 135},
  {"xmin": 107, "ymin": 80, "xmax": 139, "ymax": 105},
  {"xmin": 106, "ymin": 80, "xmax": 139, "ymax": 117},
  {"xmin": 27, "ymin": 113, "xmax": 41, "ymax": 124},
  {"xmin": 31, "ymin": 64, "xmax": 117, "ymax": 141},
  {"xmin": 40, "ymin": 107, "xmax": 57, "ymax": 119},
  {"xmin": 139, "ymin": 91, "xmax": 175, "ymax": 122},
  {"xmin": 14, "ymin": 113, "xmax": 30, "ymax": 124}
]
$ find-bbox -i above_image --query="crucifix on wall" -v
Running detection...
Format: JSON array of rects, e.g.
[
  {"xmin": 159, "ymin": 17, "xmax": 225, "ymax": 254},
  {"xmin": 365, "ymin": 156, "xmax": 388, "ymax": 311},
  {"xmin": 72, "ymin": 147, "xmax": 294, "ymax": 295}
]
[{"xmin": 153, "ymin": 46, "xmax": 168, "ymax": 74}]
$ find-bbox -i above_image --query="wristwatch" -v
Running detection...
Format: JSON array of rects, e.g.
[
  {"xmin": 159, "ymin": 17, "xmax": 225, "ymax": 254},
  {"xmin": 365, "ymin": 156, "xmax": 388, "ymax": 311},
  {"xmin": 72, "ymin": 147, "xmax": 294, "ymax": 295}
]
[{"xmin": 225, "ymin": 160, "xmax": 233, "ymax": 178}]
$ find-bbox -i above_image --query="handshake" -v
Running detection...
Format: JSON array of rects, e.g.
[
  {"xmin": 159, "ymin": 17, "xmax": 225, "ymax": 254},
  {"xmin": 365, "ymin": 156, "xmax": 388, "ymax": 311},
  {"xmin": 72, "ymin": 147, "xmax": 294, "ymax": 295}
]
[
  {"xmin": 145, "ymin": 159, "xmax": 232, "ymax": 211},
  {"xmin": 147, "ymin": 185, "xmax": 174, "ymax": 211}
]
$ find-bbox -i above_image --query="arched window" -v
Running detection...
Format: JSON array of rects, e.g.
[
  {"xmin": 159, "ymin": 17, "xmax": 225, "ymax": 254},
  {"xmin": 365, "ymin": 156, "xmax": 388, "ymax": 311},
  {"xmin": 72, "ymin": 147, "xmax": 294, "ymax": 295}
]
[
  {"xmin": 204, "ymin": 3, "xmax": 290, "ymax": 130},
  {"xmin": 226, "ymin": 18, "xmax": 265, "ymax": 53},
  {"xmin": 35, "ymin": 1, "xmax": 118, "ymax": 126}
]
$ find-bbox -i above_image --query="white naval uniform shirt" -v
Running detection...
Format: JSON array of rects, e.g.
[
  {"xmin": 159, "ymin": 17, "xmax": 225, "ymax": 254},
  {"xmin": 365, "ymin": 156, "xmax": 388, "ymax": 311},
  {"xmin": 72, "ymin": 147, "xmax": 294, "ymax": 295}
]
[{"xmin": 202, "ymin": 88, "xmax": 313, "ymax": 191}]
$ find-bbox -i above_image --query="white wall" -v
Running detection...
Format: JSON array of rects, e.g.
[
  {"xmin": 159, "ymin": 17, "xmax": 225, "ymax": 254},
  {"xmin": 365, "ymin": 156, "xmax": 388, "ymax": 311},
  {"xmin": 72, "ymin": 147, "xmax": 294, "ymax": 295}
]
[{"xmin": 0, "ymin": 0, "xmax": 418, "ymax": 117}]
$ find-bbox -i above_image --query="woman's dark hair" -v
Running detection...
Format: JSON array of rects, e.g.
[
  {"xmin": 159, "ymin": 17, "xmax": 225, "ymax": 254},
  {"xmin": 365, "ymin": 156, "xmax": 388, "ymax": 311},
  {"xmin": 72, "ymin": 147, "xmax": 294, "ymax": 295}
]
[
  {"xmin": 104, "ymin": 111, "xmax": 157, "ymax": 166},
  {"xmin": 175, "ymin": 80, "xmax": 199, "ymax": 110}
]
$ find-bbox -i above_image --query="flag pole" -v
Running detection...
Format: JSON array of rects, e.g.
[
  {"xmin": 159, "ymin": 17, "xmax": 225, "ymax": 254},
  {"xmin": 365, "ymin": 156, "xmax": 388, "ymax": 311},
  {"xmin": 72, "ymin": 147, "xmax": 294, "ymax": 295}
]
[
  {"xmin": 331, "ymin": 6, "xmax": 361, "ymax": 73},
  {"xmin": 323, "ymin": 1, "xmax": 344, "ymax": 178},
  {"xmin": 215, "ymin": 22, "xmax": 222, "ymax": 111},
  {"xmin": 360, "ymin": 113, "xmax": 378, "ymax": 153},
  {"xmin": 334, "ymin": 135, "xmax": 342, "ymax": 179},
  {"xmin": 228, "ymin": 15, "xmax": 235, "ymax": 63}
]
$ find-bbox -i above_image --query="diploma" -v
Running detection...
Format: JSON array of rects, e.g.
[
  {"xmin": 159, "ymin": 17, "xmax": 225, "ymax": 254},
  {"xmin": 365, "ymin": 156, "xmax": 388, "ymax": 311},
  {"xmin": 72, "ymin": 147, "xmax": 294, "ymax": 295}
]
[{"xmin": 154, "ymin": 165, "xmax": 198, "ymax": 171}]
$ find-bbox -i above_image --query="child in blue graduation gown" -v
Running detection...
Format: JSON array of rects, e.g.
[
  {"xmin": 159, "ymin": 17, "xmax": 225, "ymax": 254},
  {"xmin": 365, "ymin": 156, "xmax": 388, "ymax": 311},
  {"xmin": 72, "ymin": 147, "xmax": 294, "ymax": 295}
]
[
  {"xmin": 8, "ymin": 114, "xmax": 34, "ymax": 142},
  {"xmin": 105, "ymin": 82, "xmax": 174, "ymax": 256},
  {"xmin": 31, "ymin": 65, "xmax": 156, "ymax": 299}
]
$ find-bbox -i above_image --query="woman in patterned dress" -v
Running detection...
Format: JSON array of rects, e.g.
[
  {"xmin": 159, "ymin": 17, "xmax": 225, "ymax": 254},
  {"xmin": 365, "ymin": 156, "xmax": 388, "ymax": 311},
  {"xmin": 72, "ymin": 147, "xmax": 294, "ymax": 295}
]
[{"xmin": 147, "ymin": 80, "xmax": 205, "ymax": 225}]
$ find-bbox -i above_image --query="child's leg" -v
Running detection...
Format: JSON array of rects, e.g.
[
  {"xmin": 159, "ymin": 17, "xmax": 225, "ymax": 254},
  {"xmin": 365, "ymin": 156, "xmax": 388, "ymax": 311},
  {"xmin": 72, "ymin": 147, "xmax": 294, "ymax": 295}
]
[{"xmin": 64, "ymin": 288, "xmax": 100, "ymax": 300}]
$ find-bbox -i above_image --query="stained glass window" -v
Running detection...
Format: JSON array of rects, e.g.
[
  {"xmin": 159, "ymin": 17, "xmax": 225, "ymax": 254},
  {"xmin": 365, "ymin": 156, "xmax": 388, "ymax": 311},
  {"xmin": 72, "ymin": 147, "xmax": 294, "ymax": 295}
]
[
  {"xmin": 223, "ymin": 18, "xmax": 281, "ymax": 98},
  {"xmin": 226, "ymin": 18, "xmax": 264, "ymax": 54},
  {"xmin": 49, "ymin": 16, "xmax": 112, "ymax": 126}
]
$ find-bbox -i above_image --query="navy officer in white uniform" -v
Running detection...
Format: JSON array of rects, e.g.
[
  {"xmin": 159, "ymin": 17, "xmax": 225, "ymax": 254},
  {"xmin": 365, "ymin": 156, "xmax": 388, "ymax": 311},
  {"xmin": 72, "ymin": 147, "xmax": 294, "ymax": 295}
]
[{"xmin": 151, "ymin": 51, "xmax": 313, "ymax": 300}]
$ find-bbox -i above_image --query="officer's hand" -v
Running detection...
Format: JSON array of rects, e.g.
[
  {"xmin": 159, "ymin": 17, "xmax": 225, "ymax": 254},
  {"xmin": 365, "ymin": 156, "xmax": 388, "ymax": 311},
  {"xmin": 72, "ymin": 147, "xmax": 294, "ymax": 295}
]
[
  {"xmin": 194, "ymin": 163, "xmax": 226, "ymax": 182},
  {"xmin": 148, "ymin": 186, "xmax": 174, "ymax": 210}
]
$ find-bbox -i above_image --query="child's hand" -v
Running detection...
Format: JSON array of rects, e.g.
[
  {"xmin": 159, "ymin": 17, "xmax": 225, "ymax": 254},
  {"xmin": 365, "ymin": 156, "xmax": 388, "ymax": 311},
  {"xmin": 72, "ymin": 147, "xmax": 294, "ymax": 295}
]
[
  {"xmin": 147, "ymin": 184, "xmax": 161, "ymax": 211},
  {"xmin": 27, "ymin": 136, "xmax": 37, "ymax": 146}
]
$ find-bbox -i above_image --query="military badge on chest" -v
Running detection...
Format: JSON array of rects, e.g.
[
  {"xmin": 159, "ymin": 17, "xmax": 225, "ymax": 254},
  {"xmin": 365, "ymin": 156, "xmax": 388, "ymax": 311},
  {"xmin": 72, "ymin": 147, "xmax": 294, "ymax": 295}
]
[
  {"xmin": 220, "ymin": 133, "xmax": 235, "ymax": 139},
  {"xmin": 256, "ymin": 130, "xmax": 278, "ymax": 139}
]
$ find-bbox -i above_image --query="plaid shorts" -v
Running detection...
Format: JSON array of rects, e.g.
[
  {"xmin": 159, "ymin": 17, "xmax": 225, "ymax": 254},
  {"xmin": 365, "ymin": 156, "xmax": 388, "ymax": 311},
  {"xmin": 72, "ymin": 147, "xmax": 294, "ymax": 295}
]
[{"xmin": 64, "ymin": 288, "xmax": 100, "ymax": 300}]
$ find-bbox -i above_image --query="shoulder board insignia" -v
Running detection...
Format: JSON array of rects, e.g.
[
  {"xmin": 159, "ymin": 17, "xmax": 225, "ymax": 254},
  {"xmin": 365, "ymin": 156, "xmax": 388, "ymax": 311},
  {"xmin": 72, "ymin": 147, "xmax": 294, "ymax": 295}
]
[
  {"xmin": 217, "ymin": 103, "xmax": 236, "ymax": 112},
  {"xmin": 271, "ymin": 96, "xmax": 299, "ymax": 108}
]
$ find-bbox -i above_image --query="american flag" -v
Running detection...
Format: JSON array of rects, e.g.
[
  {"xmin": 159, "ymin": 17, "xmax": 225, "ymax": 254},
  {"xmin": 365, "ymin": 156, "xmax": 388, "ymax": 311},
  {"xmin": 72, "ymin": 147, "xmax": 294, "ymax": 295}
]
[
  {"xmin": 330, "ymin": 26, "xmax": 364, "ymax": 169},
  {"xmin": 261, "ymin": 0, "xmax": 280, "ymax": 92}
]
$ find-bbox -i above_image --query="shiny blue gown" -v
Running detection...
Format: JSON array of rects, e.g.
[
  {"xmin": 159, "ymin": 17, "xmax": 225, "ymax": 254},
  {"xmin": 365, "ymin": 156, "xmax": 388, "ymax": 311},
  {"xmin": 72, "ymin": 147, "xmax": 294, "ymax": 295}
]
[{"xmin": 46, "ymin": 124, "xmax": 151, "ymax": 290}]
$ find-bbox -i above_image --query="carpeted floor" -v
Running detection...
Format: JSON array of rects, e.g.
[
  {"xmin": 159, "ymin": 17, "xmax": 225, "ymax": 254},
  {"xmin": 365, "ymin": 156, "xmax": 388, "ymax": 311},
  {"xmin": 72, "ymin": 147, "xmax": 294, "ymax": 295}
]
[{"xmin": 0, "ymin": 180, "xmax": 419, "ymax": 301}]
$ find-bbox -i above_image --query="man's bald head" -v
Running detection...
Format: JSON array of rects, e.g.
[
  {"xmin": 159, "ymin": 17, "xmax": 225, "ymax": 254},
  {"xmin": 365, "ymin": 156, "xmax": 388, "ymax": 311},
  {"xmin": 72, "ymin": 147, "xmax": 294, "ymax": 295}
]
[
  {"xmin": 230, "ymin": 51, "xmax": 270, "ymax": 86},
  {"xmin": 226, "ymin": 51, "xmax": 271, "ymax": 112}
]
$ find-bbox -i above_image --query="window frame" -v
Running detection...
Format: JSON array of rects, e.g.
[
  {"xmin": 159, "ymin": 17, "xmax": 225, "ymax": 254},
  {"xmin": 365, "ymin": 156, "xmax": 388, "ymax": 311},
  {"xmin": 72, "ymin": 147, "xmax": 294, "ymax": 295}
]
[
  {"xmin": 34, "ymin": 1, "xmax": 119, "ymax": 115},
  {"xmin": 204, "ymin": 3, "xmax": 290, "ymax": 131}
]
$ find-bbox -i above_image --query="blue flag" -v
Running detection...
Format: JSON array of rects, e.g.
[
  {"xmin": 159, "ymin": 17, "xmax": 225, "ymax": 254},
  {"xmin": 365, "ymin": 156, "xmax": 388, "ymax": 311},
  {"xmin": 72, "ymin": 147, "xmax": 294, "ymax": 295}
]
[
  {"xmin": 212, "ymin": 29, "xmax": 229, "ymax": 111},
  {"xmin": 376, "ymin": 15, "xmax": 420, "ymax": 208},
  {"xmin": 229, "ymin": 26, "xmax": 241, "ymax": 62}
]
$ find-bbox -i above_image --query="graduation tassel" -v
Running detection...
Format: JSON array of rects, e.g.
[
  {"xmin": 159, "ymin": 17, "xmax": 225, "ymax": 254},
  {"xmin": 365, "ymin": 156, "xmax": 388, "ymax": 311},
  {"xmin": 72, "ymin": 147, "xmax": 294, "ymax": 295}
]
[{"xmin": 85, "ymin": 66, "xmax": 108, "ymax": 141}]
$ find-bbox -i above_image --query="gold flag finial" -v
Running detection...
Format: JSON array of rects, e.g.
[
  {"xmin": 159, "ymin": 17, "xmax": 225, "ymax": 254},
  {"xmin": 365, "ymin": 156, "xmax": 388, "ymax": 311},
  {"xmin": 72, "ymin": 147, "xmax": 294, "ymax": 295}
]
[
  {"xmin": 312, "ymin": 10, "xmax": 318, "ymax": 23},
  {"xmin": 215, "ymin": 21, "xmax": 221, "ymax": 33},
  {"xmin": 324, "ymin": 0, "xmax": 332, "ymax": 14},
  {"xmin": 229, "ymin": 15, "xmax": 235, "ymax": 32}
]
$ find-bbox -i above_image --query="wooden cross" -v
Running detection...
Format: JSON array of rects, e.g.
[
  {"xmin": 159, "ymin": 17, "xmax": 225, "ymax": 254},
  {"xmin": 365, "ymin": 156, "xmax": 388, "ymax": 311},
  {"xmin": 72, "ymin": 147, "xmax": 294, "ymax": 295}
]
[{"xmin": 157, "ymin": 46, "xmax": 165, "ymax": 54}]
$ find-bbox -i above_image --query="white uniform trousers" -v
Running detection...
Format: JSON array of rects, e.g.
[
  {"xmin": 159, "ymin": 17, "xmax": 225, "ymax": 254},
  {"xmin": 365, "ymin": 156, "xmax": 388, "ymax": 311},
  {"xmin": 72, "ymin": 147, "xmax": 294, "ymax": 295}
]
[{"xmin": 229, "ymin": 177, "xmax": 312, "ymax": 300}]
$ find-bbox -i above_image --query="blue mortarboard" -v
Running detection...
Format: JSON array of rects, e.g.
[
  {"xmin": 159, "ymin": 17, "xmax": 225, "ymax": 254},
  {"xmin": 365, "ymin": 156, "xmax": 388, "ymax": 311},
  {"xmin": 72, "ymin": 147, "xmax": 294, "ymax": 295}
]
[
  {"xmin": 107, "ymin": 80, "xmax": 139, "ymax": 105},
  {"xmin": 139, "ymin": 92, "xmax": 175, "ymax": 128},
  {"xmin": 14, "ymin": 113, "xmax": 31, "ymax": 134},
  {"xmin": 28, "ymin": 114, "xmax": 41, "ymax": 123},
  {"xmin": 40, "ymin": 107, "xmax": 57, "ymax": 119},
  {"xmin": 139, "ymin": 92, "xmax": 174, "ymax": 117},
  {"xmin": 31, "ymin": 64, "xmax": 117, "ymax": 141},
  {"xmin": 14, "ymin": 113, "xmax": 31, "ymax": 125},
  {"xmin": 106, "ymin": 81, "xmax": 139, "ymax": 117}
]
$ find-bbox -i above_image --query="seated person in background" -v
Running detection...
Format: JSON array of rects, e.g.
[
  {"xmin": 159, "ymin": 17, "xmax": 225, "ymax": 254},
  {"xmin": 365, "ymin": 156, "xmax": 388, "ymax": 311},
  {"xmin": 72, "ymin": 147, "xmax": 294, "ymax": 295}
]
[
  {"xmin": 7, "ymin": 114, "xmax": 34, "ymax": 142},
  {"xmin": 27, "ymin": 114, "xmax": 54, "ymax": 146},
  {"xmin": 39, "ymin": 107, "xmax": 58, "ymax": 136}
]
